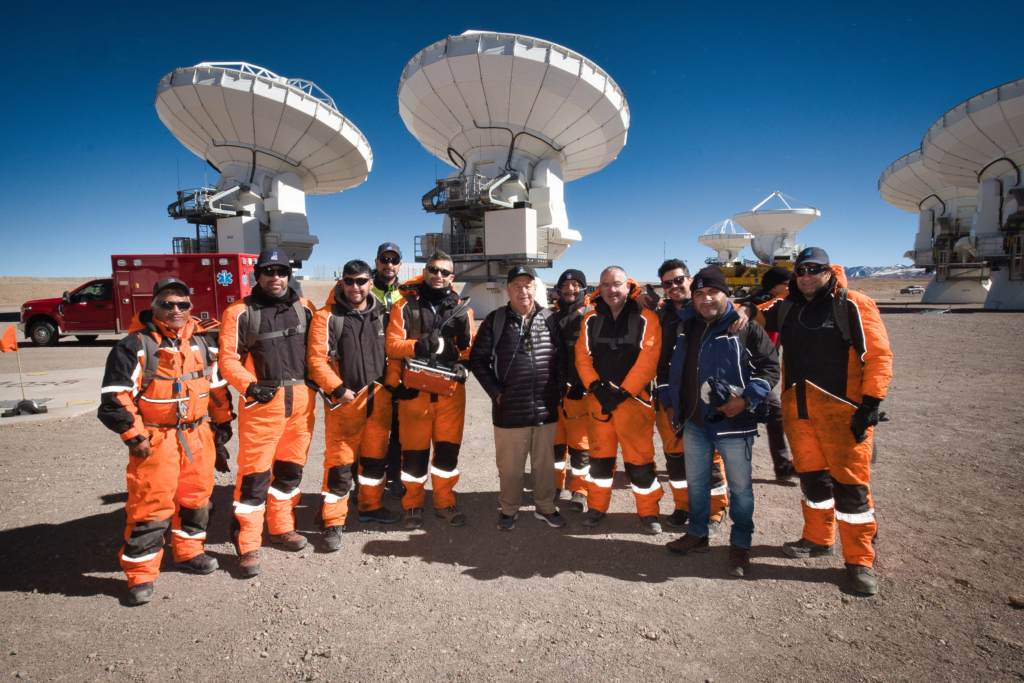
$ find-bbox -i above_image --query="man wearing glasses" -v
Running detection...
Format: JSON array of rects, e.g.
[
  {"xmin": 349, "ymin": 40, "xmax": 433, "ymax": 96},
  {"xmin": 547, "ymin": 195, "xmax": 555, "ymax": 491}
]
[
  {"xmin": 575, "ymin": 266, "xmax": 663, "ymax": 533},
  {"xmin": 307, "ymin": 260, "xmax": 400, "ymax": 551},
  {"xmin": 219, "ymin": 249, "xmax": 317, "ymax": 578},
  {"xmin": 98, "ymin": 278, "xmax": 234, "ymax": 604},
  {"xmin": 371, "ymin": 242, "xmax": 407, "ymax": 502},
  {"xmin": 385, "ymin": 250, "xmax": 474, "ymax": 529},
  {"xmin": 653, "ymin": 260, "xmax": 730, "ymax": 535},
  {"xmin": 742, "ymin": 248, "xmax": 893, "ymax": 595},
  {"xmin": 550, "ymin": 268, "xmax": 591, "ymax": 513}
]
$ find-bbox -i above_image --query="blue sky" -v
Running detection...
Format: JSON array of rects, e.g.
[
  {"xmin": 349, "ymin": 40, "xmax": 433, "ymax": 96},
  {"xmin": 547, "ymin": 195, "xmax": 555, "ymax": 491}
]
[{"xmin": 2, "ymin": 1, "xmax": 1020, "ymax": 281}]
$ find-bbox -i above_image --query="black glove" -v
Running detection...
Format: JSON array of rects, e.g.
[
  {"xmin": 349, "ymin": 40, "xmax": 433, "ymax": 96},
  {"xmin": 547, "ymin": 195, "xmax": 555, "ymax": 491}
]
[
  {"xmin": 851, "ymin": 396, "xmax": 882, "ymax": 443},
  {"xmin": 565, "ymin": 382, "xmax": 586, "ymax": 402},
  {"xmin": 246, "ymin": 383, "xmax": 277, "ymax": 404},
  {"xmin": 453, "ymin": 363, "xmax": 468, "ymax": 384},
  {"xmin": 414, "ymin": 332, "xmax": 441, "ymax": 357},
  {"xmin": 331, "ymin": 385, "xmax": 348, "ymax": 399},
  {"xmin": 591, "ymin": 381, "xmax": 630, "ymax": 415},
  {"xmin": 211, "ymin": 421, "xmax": 233, "ymax": 473},
  {"xmin": 387, "ymin": 385, "xmax": 420, "ymax": 401}
]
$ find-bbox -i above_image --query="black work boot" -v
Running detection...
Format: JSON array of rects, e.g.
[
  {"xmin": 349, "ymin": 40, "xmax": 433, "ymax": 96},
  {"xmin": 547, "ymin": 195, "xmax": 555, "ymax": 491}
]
[
  {"xmin": 174, "ymin": 553, "xmax": 219, "ymax": 575},
  {"xmin": 846, "ymin": 564, "xmax": 879, "ymax": 595},
  {"xmin": 782, "ymin": 537, "xmax": 835, "ymax": 559},
  {"xmin": 728, "ymin": 545, "xmax": 751, "ymax": 577},
  {"xmin": 665, "ymin": 509, "xmax": 689, "ymax": 528},
  {"xmin": 322, "ymin": 526, "xmax": 343, "ymax": 552},
  {"xmin": 128, "ymin": 582, "xmax": 155, "ymax": 605}
]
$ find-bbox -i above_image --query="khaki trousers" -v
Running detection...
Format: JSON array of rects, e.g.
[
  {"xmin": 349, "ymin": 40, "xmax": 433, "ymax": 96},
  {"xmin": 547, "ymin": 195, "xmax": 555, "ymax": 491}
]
[{"xmin": 493, "ymin": 423, "xmax": 558, "ymax": 516}]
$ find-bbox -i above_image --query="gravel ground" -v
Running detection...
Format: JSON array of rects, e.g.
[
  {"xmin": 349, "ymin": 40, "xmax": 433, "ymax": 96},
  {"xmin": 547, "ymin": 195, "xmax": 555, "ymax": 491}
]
[{"xmin": 1, "ymin": 309, "xmax": 1023, "ymax": 682}]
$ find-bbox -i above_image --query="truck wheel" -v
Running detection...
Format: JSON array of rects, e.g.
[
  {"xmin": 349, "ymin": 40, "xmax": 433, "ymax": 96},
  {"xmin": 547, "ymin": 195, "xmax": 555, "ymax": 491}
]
[
  {"xmin": 29, "ymin": 320, "xmax": 58, "ymax": 347},
  {"xmin": 75, "ymin": 335, "xmax": 98, "ymax": 343}
]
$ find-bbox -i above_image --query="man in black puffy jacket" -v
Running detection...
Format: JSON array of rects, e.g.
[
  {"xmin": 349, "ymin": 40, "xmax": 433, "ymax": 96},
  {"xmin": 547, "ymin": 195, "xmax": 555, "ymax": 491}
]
[{"xmin": 468, "ymin": 266, "xmax": 567, "ymax": 531}]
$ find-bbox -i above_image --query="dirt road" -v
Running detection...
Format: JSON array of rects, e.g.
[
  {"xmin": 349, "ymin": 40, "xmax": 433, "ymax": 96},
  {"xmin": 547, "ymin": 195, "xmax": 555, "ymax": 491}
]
[{"xmin": 1, "ymin": 309, "xmax": 1022, "ymax": 682}]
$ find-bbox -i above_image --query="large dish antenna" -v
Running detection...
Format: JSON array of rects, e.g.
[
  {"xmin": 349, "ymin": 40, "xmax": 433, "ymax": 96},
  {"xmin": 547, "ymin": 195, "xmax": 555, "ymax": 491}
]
[
  {"xmin": 398, "ymin": 31, "xmax": 629, "ymax": 182},
  {"xmin": 698, "ymin": 220, "xmax": 753, "ymax": 263},
  {"xmin": 879, "ymin": 150, "xmax": 976, "ymax": 214},
  {"xmin": 732, "ymin": 192, "xmax": 820, "ymax": 263},
  {"xmin": 921, "ymin": 77, "xmax": 1024, "ymax": 188},
  {"xmin": 155, "ymin": 62, "xmax": 372, "ymax": 265},
  {"xmin": 399, "ymin": 32, "xmax": 629, "ymax": 319}
]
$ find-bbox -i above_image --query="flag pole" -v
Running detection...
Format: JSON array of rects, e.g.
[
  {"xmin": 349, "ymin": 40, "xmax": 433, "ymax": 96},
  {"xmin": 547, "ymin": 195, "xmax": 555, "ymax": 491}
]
[{"xmin": 15, "ymin": 343, "xmax": 26, "ymax": 401}]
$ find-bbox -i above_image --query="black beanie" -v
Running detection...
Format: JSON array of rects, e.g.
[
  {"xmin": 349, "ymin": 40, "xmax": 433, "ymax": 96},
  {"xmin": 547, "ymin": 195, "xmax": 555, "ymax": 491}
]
[
  {"xmin": 556, "ymin": 268, "xmax": 587, "ymax": 289},
  {"xmin": 691, "ymin": 266, "xmax": 732, "ymax": 296},
  {"xmin": 760, "ymin": 266, "xmax": 793, "ymax": 292}
]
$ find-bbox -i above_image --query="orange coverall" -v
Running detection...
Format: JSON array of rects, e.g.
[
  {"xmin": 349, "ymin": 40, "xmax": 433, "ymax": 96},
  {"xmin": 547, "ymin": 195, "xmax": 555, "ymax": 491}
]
[{"xmin": 98, "ymin": 313, "xmax": 233, "ymax": 587}]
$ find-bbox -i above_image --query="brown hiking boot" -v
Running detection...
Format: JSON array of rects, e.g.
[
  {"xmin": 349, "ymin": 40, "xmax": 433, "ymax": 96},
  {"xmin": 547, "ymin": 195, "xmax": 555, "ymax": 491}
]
[
  {"xmin": 238, "ymin": 551, "xmax": 261, "ymax": 578},
  {"xmin": 728, "ymin": 545, "xmax": 751, "ymax": 577},
  {"xmin": 665, "ymin": 533, "xmax": 710, "ymax": 556},
  {"xmin": 268, "ymin": 531, "xmax": 307, "ymax": 551},
  {"xmin": 435, "ymin": 505, "xmax": 468, "ymax": 527}
]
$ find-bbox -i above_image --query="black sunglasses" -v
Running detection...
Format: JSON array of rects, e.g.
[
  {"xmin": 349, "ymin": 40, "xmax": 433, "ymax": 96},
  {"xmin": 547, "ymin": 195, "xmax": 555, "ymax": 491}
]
[
  {"xmin": 795, "ymin": 264, "xmax": 829, "ymax": 277},
  {"xmin": 155, "ymin": 301, "xmax": 191, "ymax": 311},
  {"xmin": 426, "ymin": 265, "xmax": 452, "ymax": 277},
  {"xmin": 261, "ymin": 267, "xmax": 291, "ymax": 278},
  {"xmin": 661, "ymin": 275, "xmax": 690, "ymax": 289},
  {"xmin": 343, "ymin": 276, "xmax": 370, "ymax": 286},
  {"xmin": 378, "ymin": 256, "xmax": 400, "ymax": 265}
]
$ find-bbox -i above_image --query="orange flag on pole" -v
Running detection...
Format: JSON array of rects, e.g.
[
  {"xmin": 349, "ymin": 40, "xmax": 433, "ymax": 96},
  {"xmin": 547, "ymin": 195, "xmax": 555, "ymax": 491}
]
[{"xmin": 0, "ymin": 326, "xmax": 17, "ymax": 353}]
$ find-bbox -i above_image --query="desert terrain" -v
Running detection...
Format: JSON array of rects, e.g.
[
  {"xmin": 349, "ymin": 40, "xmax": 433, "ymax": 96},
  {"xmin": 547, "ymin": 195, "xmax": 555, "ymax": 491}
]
[{"xmin": 0, "ymin": 277, "xmax": 1021, "ymax": 682}]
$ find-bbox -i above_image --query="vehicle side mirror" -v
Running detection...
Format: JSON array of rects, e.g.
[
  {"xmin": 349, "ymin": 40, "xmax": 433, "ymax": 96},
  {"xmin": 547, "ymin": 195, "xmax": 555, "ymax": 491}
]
[{"xmin": 62, "ymin": 291, "xmax": 70, "ymax": 303}]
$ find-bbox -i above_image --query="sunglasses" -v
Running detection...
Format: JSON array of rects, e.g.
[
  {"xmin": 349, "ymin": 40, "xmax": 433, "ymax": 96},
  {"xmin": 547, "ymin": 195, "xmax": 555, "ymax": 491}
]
[
  {"xmin": 343, "ymin": 277, "xmax": 370, "ymax": 286},
  {"xmin": 661, "ymin": 275, "xmax": 690, "ymax": 289},
  {"xmin": 378, "ymin": 256, "xmax": 401, "ymax": 265},
  {"xmin": 261, "ymin": 267, "xmax": 291, "ymax": 278},
  {"xmin": 155, "ymin": 301, "xmax": 191, "ymax": 311},
  {"xmin": 795, "ymin": 264, "xmax": 829, "ymax": 277},
  {"xmin": 426, "ymin": 265, "xmax": 453, "ymax": 277}
]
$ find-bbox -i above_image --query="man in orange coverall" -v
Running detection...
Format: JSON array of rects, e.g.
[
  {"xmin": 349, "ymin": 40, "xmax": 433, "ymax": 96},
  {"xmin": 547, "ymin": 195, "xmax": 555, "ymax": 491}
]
[
  {"xmin": 575, "ymin": 266, "xmax": 663, "ymax": 534},
  {"xmin": 742, "ymin": 247, "xmax": 893, "ymax": 595},
  {"xmin": 307, "ymin": 259, "xmax": 401, "ymax": 552},
  {"xmin": 549, "ymin": 268, "xmax": 591, "ymax": 513},
  {"xmin": 219, "ymin": 249, "xmax": 316, "ymax": 578},
  {"xmin": 98, "ymin": 278, "xmax": 234, "ymax": 605},
  {"xmin": 384, "ymin": 250, "xmax": 474, "ymax": 529}
]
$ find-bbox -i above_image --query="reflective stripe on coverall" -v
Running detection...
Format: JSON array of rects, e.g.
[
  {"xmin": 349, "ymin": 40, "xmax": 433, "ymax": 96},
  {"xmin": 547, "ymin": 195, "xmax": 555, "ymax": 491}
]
[{"xmin": 554, "ymin": 396, "xmax": 590, "ymax": 494}]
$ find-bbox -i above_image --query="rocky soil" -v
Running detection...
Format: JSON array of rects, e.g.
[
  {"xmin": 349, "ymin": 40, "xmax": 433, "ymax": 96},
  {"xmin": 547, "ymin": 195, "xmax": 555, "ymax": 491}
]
[{"xmin": 0, "ymin": 308, "xmax": 1022, "ymax": 682}]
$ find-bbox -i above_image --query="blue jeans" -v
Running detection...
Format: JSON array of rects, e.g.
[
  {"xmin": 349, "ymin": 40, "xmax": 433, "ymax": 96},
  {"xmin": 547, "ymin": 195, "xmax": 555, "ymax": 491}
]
[{"xmin": 682, "ymin": 421, "xmax": 755, "ymax": 549}]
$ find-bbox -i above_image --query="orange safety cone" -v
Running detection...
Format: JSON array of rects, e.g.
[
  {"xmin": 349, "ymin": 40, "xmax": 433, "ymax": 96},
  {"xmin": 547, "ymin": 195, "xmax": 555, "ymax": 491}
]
[{"xmin": 1, "ymin": 326, "xmax": 47, "ymax": 417}]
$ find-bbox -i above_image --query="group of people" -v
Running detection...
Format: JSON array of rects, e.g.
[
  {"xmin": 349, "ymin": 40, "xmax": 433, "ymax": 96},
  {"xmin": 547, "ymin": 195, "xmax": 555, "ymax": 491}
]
[{"xmin": 99, "ymin": 242, "xmax": 892, "ymax": 605}]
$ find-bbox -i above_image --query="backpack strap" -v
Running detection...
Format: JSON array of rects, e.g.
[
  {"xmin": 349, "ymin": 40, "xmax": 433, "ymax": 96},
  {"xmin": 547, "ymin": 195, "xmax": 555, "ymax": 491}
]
[
  {"xmin": 591, "ymin": 309, "xmax": 640, "ymax": 351},
  {"xmin": 243, "ymin": 298, "xmax": 307, "ymax": 350},
  {"xmin": 776, "ymin": 294, "xmax": 850, "ymax": 342},
  {"xmin": 327, "ymin": 304, "xmax": 347, "ymax": 360},
  {"xmin": 490, "ymin": 306, "xmax": 507, "ymax": 363},
  {"xmin": 137, "ymin": 332, "xmax": 211, "ymax": 401},
  {"xmin": 405, "ymin": 297, "xmax": 424, "ymax": 340},
  {"xmin": 833, "ymin": 287, "xmax": 851, "ymax": 342}
]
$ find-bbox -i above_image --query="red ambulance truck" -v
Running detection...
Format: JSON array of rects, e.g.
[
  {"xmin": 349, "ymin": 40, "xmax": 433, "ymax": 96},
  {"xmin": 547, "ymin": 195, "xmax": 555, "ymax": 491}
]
[{"xmin": 18, "ymin": 253, "xmax": 257, "ymax": 346}]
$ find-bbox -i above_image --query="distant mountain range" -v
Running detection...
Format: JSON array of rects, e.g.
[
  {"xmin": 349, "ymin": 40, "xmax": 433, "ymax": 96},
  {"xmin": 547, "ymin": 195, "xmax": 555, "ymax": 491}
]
[{"xmin": 844, "ymin": 265, "xmax": 927, "ymax": 279}]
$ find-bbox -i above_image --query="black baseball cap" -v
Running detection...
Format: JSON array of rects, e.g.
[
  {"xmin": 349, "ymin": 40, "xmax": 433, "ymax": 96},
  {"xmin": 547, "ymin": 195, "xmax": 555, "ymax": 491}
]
[
  {"xmin": 256, "ymin": 248, "xmax": 292, "ymax": 274},
  {"xmin": 506, "ymin": 265, "xmax": 537, "ymax": 284},
  {"xmin": 153, "ymin": 278, "xmax": 190, "ymax": 297},
  {"xmin": 794, "ymin": 247, "xmax": 830, "ymax": 270},
  {"xmin": 760, "ymin": 266, "xmax": 793, "ymax": 292},
  {"xmin": 377, "ymin": 242, "xmax": 402, "ymax": 260}
]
